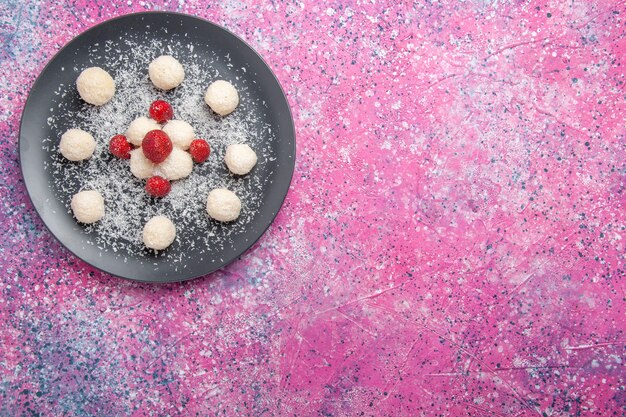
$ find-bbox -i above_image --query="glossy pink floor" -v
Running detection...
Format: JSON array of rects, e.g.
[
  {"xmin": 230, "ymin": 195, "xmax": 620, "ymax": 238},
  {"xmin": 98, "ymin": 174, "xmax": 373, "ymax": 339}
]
[{"xmin": 1, "ymin": 1, "xmax": 625, "ymax": 415}]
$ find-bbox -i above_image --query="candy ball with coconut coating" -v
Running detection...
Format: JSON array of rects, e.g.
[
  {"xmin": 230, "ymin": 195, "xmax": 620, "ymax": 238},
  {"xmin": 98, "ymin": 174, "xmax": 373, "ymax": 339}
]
[
  {"xmin": 59, "ymin": 128, "xmax": 96, "ymax": 161},
  {"xmin": 148, "ymin": 55, "xmax": 184, "ymax": 90},
  {"xmin": 76, "ymin": 67, "xmax": 115, "ymax": 105},
  {"xmin": 129, "ymin": 148, "xmax": 155, "ymax": 179},
  {"xmin": 206, "ymin": 188, "xmax": 241, "ymax": 222},
  {"xmin": 154, "ymin": 147, "xmax": 193, "ymax": 181},
  {"xmin": 204, "ymin": 80, "xmax": 239, "ymax": 116},
  {"xmin": 143, "ymin": 215, "xmax": 176, "ymax": 250},
  {"xmin": 126, "ymin": 116, "xmax": 160, "ymax": 146},
  {"xmin": 162, "ymin": 120, "xmax": 194, "ymax": 150},
  {"xmin": 224, "ymin": 144, "xmax": 257, "ymax": 175},
  {"xmin": 71, "ymin": 190, "xmax": 104, "ymax": 224}
]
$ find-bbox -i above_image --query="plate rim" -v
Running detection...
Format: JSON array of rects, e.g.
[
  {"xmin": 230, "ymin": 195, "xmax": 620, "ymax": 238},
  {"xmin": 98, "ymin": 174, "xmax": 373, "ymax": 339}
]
[{"xmin": 18, "ymin": 11, "xmax": 296, "ymax": 283}]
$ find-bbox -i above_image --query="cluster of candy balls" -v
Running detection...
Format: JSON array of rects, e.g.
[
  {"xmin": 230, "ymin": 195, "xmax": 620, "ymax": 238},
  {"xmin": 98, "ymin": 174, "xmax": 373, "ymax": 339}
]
[{"xmin": 62, "ymin": 55, "xmax": 258, "ymax": 250}]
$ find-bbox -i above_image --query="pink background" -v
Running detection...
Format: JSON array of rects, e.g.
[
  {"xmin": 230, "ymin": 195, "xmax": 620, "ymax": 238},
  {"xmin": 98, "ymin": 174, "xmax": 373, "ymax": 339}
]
[{"xmin": 1, "ymin": 1, "xmax": 625, "ymax": 415}]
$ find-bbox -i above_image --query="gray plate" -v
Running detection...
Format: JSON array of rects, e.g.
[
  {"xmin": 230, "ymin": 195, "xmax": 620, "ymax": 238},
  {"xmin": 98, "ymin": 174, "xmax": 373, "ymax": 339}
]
[{"xmin": 19, "ymin": 12, "xmax": 295, "ymax": 282}]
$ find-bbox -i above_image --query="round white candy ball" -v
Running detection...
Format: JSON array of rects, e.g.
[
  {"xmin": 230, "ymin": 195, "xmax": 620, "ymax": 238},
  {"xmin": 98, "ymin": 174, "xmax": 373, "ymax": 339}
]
[
  {"xmin": 71, "ymin": 190, "xmax": 104, "ymax": 224},
  {"xmin": 204, "ymin": 80, "xmax": 239, "ymax": 116},
  {"xmin": 206, "ymin": 188, "xmax": 241, "ymax": 222},
  {"xmin": 143, "ymin": 215, "xmax": 176, "ymax": 250},
  {"xmin": 224, "ymin": 144, "xmax": 257, "ymax": 175},
  {"xmin": 59, "ymin": 128, "xmax": 96, "ymax": 161},
  {"xmin": 154, "ymin": 147, "xmax": 193, "ymax": 181},
  {"xmin": 162, "ymin": 120, "xmax": 194, "ymax": 150},
  {"xmin": 129, "ymin": 148, "xmax": 155, "ymax": 179},
  {"xmin": 148, "ymin": 55, "xmax": 185, "ymax": 90},
  {"xmin": 76, "ymin": 67, "xmax": 115, "ymax": 105},
  {"xmin": 126, "ymin": 116, "xmax": 161, "ymax": 146}
]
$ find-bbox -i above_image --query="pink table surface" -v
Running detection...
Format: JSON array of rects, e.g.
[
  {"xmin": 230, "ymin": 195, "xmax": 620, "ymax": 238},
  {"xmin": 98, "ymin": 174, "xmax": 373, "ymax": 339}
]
[{"xmin": 1, "ymin": 1, "xmax": 625, "ymax": 416}]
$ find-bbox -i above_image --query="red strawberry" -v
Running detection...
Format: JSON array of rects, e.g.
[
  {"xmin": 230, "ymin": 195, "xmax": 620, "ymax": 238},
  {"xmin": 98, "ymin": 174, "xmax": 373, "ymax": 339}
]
[
  {"xmin": 189, "ymin": 139, "xmax": 210, "ymax": 163},
  {"xmin": 142, "ymin": 130, "xmax": 173, "ymax": 163},
  {"xmin": 145, "ymin": 176, "xmax": 171, "ymax": 198},
  {"xmin": 109, "ymin": 134, "xmax": 132, "ymax": 159},
  {"xmin": 149, "ymin": 100, "xmax": 174, "ymax": 123}
]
